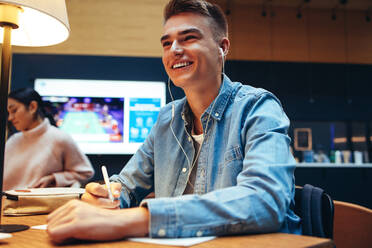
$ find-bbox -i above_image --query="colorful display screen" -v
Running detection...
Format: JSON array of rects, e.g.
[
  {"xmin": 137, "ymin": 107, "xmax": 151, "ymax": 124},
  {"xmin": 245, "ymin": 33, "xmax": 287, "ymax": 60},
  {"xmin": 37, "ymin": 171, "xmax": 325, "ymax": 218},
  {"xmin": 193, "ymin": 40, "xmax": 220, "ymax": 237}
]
[{"xmin": 35, "ymin": 79, "xmax": 166, "ymax": 154}]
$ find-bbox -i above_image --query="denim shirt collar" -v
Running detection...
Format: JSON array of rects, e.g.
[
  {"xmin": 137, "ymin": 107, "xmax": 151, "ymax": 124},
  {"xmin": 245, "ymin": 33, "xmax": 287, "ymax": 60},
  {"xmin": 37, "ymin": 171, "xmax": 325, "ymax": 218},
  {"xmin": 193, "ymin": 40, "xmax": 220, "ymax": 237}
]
[{"xmin": 180, "ymin": 74, "xmax": 235, "ymax": 128}]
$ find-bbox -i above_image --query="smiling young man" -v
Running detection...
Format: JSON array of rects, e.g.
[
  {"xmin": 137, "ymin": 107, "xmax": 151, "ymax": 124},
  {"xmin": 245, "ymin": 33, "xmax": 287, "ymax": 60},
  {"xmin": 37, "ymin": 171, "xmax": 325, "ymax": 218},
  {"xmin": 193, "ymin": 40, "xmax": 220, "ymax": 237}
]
[{"xmin": 47, "ymin": 0, "xmax": 301, "ymax": 243}]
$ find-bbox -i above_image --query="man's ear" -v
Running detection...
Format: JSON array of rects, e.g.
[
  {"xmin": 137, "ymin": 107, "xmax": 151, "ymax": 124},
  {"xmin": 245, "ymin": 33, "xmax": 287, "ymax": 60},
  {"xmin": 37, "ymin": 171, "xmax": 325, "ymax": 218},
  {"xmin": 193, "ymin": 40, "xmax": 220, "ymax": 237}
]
[
  {"xmin": 29, "ymin": 100, "xmax": 39, "ymax": 115},
  {"xmin": 219, "ymin": 37, "xmax": 230, "ymax": 57}
]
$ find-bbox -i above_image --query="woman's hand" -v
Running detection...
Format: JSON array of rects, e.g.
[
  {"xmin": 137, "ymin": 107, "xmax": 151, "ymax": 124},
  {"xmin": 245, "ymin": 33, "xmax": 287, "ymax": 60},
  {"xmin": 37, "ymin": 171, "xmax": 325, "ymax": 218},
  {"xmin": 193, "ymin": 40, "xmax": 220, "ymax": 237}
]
[
  {"xmin": 47, "ymin": 200, "xmax": 149, "ymax": 244},
  {"xmin": 31, "ymin": 175, "xmax": 56, "ymax": 188}
]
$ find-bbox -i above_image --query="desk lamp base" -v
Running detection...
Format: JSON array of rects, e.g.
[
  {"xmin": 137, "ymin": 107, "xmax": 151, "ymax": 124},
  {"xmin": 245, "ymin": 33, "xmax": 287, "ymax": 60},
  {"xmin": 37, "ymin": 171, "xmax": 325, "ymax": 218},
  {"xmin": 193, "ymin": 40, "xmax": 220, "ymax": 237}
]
[{"xmin": 0, "ymin": 224, "xmax": 29, "ymax": 233}]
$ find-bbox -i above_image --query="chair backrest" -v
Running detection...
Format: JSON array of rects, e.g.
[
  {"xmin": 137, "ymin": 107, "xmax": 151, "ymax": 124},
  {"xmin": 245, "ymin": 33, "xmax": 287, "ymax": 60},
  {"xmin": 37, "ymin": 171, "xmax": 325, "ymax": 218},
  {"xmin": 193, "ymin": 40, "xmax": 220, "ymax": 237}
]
[
  {"xmin": 333, "ymin": 200, "xmax": 372, "ymax": 248},
  {"xmin": 294, "ymin": 184, "xmax": 334, "ymax": 239}
]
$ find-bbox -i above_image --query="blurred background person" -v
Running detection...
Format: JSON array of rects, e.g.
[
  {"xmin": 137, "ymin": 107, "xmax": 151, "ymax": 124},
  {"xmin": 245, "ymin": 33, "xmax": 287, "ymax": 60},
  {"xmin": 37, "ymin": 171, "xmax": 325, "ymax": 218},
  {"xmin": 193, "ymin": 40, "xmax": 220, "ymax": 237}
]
[{"xmin": 4, "ymin": 88, "xmax": 94, "ymax": 190}]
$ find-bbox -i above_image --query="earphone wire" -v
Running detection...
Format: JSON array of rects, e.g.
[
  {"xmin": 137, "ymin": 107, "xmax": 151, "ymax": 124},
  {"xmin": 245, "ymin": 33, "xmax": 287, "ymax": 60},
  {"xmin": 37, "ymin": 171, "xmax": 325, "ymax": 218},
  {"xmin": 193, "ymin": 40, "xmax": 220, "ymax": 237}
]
[
  {"xmin": 169, "ymin": 78, "xmax": 191, "ymax": 169},
  {"xmin": 221, "ymin": 48, "xmax": 225, "ymax": 75},
  {"xmin": 167, "ymin": 65, "xmax": 221, "ymax": 192},
  {"xmin": 185, "ymin": 48, "xmax": 224, "ymax": 190},
  {"xmin": 185, "ymin": 96, "xmax": 217, "ymax": 192},
  {"xmin": 168, "ymin": 77, "xmax": 175, "ymax": 102}
]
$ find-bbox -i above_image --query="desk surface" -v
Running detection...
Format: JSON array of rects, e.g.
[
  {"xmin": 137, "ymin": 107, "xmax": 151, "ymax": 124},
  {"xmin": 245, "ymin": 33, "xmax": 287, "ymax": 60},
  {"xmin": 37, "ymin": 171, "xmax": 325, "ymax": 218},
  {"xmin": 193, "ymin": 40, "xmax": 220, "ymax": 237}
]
[{"xmin": 0, "ymin": 215, "xmax": 334, "ymax": 248}]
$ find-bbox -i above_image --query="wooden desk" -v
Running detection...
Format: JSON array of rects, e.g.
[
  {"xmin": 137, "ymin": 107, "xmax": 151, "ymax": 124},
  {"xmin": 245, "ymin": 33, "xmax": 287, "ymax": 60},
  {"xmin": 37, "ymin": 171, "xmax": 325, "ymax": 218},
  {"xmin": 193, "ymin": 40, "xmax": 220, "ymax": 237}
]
[{"xmin": 1, "ymin": 215, "xmax": 334, "ymax": 248}]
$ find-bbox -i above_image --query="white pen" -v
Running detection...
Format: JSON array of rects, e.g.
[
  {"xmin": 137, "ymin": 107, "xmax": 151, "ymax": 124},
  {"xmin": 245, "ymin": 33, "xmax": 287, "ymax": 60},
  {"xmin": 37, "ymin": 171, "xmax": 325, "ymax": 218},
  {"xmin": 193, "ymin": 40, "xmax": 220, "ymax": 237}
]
[{"xmin": 101, "ymin": 165, "xmax": 114, "ymax": 202}]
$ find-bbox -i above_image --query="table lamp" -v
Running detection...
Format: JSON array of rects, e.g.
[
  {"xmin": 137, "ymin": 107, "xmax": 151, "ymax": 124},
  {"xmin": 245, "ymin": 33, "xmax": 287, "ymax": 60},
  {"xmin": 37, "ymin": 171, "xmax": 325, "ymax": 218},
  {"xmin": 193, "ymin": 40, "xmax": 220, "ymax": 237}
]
[{"xmin": 0, "ymin": 0, "xmax": 70, "ymax": 232}]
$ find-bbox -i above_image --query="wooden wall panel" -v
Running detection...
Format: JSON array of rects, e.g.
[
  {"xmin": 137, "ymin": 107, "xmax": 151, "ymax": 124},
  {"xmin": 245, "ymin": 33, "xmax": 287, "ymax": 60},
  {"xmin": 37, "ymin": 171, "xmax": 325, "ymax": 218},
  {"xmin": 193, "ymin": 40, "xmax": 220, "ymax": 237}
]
[
  {"xmin": 13, "ymin": 0, "xmax": 168, "ymax": 57},
  {"xmin": 271, "ymin": 7, "xmax": 309, "ymax": 62},
  {"xmin": 12, "ymin": 0, "xmax": 372, "ymax": 64},
  {"xmin": 347, "ymin": 11, "xmax": 372, "ymax": 64},
  {"xmin": 308, "ymin": 9, "xmax": 347, "ymax": 63},
  {"xmin": 229, "ymin": 5, "xmax": 271, "ymax": 61},
  {"xmin": 227, "ymin": 6, "xmax": 372, "ymax": 64}
]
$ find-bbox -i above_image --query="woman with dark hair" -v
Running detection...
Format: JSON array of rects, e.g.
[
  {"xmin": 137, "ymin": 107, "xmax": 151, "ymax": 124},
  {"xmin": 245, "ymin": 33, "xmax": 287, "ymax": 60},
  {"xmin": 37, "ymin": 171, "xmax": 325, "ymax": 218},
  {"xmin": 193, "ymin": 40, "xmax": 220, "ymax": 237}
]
[{"xmin": 4, "ymin": 88, "xmax": 94, "ymax": 190}]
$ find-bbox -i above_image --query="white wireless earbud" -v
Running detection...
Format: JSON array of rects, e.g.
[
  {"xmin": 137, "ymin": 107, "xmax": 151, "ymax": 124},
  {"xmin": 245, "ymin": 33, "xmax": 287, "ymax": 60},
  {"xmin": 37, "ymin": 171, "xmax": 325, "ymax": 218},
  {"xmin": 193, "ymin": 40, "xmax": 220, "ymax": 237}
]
[
  {"xmin": 219, "ymin": 47, "xmax": 224, "ymax": 58},
  {"xmin": 219, "ymin": 47, "xmax": 225, "ymax": 74}
]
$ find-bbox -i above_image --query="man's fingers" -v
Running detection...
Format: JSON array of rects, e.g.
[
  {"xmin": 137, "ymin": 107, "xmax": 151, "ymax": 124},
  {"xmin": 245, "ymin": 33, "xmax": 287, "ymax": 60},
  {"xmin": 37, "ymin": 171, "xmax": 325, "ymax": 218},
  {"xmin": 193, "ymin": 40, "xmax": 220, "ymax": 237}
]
[
  {"xmin": 110, "ymin": 182, "xmax": 122, "ymax": 198},
  {"xmin": 82, "ymin": 182, "xmax": 121, "ymax": 208},
  {"xmin": 85, "ymin": 182, "xmax": 108, "ymax": 197},
  {"xmin": 47, "ymin": 221, "xmax": 77, "ymax": 244},
  {"xmin": 47, "ymin": 201, "xmax": 86, "ymax": 243},
  {"xmin": 97, "ymin": 197, "xmax": 120, "ymax": 209},
  {"xmin": 80, "ymin": 191, "xmax": 101, "ymax": 205},
  {"xmin": 48, "ymin": 209, "xmax": 73, "ymax": 229},
  {"xmin": 81, "ymin": 192, "xmax": 119, "ymax": 208},
  {"xmin": 48, "ymin": 200, "xmax": 77, "ymax": 225}
]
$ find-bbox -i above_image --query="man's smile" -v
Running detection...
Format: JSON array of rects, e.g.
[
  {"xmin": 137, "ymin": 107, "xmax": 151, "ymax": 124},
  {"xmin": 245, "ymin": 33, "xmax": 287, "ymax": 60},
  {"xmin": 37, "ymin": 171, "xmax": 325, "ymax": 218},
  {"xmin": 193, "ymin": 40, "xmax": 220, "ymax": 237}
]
[{"xmin": 172, "ymin": 61, "xmax": 193, "ymax": 69}]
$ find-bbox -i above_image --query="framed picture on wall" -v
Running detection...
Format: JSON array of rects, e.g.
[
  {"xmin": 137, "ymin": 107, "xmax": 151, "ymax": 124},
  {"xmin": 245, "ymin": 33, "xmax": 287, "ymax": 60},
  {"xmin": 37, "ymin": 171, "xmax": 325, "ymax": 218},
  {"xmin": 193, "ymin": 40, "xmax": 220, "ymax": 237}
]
[{"xmin": 294, "ymin": 128, "xmax": 312, "ymax": 151}]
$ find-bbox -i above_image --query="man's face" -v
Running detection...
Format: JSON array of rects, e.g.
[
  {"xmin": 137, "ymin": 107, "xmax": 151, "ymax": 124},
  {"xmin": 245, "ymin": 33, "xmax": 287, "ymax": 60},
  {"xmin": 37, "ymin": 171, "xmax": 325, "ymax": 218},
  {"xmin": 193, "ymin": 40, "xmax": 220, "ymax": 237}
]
[{"xmin": 161, "ymin": 13, "xmax": 221, "ymax": 90}]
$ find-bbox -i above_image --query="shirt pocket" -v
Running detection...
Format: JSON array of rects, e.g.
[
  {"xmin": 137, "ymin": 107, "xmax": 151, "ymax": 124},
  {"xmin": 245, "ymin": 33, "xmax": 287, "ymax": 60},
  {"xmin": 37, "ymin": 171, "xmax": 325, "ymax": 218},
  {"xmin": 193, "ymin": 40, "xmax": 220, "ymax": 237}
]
[{"xmin": 218, "ymin": 146, "xmax": 244, "ymax": 177}]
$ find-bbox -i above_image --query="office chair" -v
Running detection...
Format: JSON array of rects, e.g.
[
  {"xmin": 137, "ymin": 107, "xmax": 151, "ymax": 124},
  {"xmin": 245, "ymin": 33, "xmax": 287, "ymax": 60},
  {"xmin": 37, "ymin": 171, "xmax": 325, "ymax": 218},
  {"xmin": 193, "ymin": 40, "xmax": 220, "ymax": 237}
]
[
  {"xmin": 294, "ymin": 184, "xmax": 334, "ymax": 239},
  {"xmin": 333, "ymin": 200, "xmax": 372, "ymax": 248}
]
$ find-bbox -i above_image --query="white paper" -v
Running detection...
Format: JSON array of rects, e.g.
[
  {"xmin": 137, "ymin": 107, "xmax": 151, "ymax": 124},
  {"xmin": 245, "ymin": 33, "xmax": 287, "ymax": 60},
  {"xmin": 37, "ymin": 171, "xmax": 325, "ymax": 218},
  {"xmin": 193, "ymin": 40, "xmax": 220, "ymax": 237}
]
[
  {"xmin": 128, "ymin": 236, "xmax": 216, "ymax": 246},
  {"xmin": 5, "ymin": 187, "xmax": 85, "ymax": 196},
  {"xmin": 0, "ymin": 233, "xmax": 12, "ymax": 239},
  {"xmin": 31, "ymin": 224, "xmax": 47, "ymax": 230}
]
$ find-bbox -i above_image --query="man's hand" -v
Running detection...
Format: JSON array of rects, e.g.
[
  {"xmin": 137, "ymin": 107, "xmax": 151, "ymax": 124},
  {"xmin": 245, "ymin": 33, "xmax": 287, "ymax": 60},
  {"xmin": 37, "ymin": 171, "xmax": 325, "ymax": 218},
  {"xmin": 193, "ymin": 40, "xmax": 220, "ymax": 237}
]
[
  {"xmin": 81, "ymin": 182, "xmax": 122, "ymax": 209},
  {"xmin": 47, "ymin": 200, "xmax": 149, "ymax": 244},
  {"xmin": 31, "ymin": 175, "xmax": 56, "ymax": 188}
]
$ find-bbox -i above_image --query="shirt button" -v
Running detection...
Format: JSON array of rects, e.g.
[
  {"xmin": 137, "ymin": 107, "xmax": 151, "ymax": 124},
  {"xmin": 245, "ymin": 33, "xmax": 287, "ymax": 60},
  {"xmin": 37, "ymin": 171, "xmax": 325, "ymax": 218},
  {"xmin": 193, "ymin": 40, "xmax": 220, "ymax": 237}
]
[
  {"xmin": 182, "ymin": 168, "xmax": 187, "ymax": 173},
  {"xmin": 188, "ymin": 136, "xmax": 192, "ymax": 142},
  {"xmin": 196, "ymin": 230, "xmax": 203, "ymax": 237},
  {"xmin": 215, "ymin": 113, "xmax": 219, "ymax": 117},
  {"xmin": 158, "ymin": 229, "xmax": 166, "ymax": 237}
]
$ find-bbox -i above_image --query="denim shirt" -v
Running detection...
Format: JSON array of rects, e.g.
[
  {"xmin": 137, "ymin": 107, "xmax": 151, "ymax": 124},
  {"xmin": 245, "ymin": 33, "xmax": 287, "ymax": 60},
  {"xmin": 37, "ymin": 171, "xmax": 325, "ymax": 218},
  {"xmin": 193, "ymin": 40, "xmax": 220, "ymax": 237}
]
[{"xmin": 111, "ymin": 75, "xmax": 301, "ymax": 238}]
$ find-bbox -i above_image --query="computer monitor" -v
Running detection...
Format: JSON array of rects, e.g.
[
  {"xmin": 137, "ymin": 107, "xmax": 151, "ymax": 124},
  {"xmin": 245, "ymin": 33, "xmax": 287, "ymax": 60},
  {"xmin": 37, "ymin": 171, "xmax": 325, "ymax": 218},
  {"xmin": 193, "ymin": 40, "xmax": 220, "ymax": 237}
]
[{"xmin": 34, "ymin": 78, "xmax": 166, "ymax": 155}]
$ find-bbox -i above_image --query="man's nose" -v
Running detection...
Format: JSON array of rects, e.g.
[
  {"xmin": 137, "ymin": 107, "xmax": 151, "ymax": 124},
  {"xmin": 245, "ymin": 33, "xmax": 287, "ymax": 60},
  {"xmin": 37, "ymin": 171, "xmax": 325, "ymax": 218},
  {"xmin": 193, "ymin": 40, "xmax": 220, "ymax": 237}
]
[{"xmin": 170, "ymin": 40, "xmax": 183, "ymax": 55}]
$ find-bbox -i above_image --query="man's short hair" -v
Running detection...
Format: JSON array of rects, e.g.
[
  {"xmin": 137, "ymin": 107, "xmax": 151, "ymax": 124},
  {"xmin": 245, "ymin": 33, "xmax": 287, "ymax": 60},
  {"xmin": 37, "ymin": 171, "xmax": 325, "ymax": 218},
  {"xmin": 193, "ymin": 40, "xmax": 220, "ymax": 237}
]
[{"xmin": 164, "ymin": 0, "xmax": 228, "ymax": 41}]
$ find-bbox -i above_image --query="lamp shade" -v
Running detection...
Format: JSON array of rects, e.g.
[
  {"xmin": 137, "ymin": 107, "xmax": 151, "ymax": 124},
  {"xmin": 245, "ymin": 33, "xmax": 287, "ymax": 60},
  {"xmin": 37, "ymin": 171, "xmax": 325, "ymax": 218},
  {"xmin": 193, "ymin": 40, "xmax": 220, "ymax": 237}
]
[{"xmin": 0, "ymin": 0, "xmax": 70, "ymax": 46}]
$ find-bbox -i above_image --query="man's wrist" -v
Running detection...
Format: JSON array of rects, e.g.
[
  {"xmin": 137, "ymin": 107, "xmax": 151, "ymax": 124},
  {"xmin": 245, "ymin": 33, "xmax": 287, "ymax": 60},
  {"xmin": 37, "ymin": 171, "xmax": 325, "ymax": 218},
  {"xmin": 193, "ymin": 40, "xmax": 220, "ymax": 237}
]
[
  {"xmin": 116, "ymin": 207, "xmax": 149, "ymax": 237},
  {"xmin": 137, "ymin": 206, "xmax": 150, "ymax": 236}
]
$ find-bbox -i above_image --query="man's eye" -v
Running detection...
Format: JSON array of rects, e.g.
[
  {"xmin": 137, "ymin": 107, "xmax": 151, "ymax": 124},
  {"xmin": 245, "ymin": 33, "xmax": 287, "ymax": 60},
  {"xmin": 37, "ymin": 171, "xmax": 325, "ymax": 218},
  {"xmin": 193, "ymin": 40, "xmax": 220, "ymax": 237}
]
[
  {"xmin": 184, "ymin": 35, "xmax": 196, "ymax": 41},
  {"xmin": 162, "ymin": 41, "xmax": 171, "ymax": 47}
]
